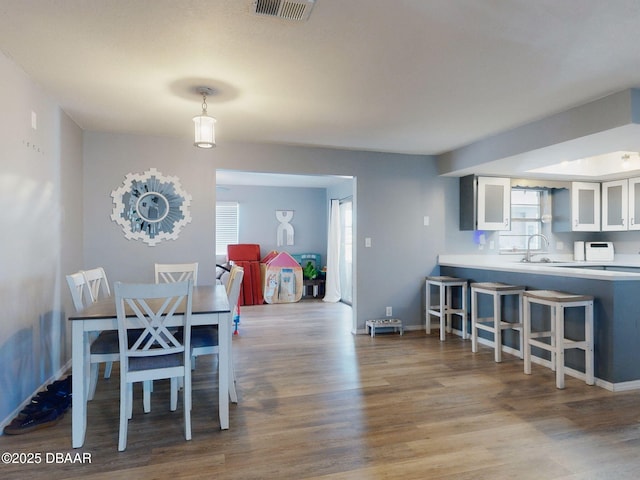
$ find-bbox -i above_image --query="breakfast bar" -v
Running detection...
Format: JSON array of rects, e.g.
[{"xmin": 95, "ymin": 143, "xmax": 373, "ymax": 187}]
[{"xmin": 438, "ymin": 254, "xmax": 640, "ymax": 391}]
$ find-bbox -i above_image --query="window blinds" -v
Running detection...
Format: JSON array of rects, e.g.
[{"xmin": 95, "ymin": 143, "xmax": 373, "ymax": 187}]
[{"xmin": 216, "ymin": 202, "xmax": 239, "ymax": 255}]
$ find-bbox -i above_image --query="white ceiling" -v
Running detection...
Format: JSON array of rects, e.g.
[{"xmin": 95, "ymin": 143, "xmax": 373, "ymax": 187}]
[{"xmin": 3, "ymin": 0, "xmax": 640, "ymax": 175}]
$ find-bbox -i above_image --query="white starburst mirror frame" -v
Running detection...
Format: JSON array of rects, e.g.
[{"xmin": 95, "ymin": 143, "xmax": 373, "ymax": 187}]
[{"xmin": 110, "ymin": 168, "xmax": 192, "ymax": 246}]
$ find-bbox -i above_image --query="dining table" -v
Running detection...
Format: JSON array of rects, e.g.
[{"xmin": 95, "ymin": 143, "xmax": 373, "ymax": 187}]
[{"xmin": 67, "ymin": 284, "xmax": 231, "ymax": 448}]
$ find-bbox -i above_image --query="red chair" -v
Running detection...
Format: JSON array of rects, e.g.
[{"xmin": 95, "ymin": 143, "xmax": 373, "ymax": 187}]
[{"xmin": 227, "ymin": 244, "xmax": 263, "ymax": 305}]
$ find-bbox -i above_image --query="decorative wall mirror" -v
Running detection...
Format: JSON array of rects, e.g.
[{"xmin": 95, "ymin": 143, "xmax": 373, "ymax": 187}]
[{"xmin": 110, "ymin": 168, "xmax": 192, "ymax": 246}]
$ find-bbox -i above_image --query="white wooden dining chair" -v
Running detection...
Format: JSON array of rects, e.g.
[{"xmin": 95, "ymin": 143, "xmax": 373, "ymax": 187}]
[
  {"xmin": 67, "ymin": 270, "xmax": 118, "ymax": 401},
  {"xmin": 114, "ymin": 280, "xmax": 193, "ymax": 451},
  {"xmin": 154, "ymin": 262, "xmax": 199, "ymax": 285},
  {"xmin": 190, "ymin": 266, "xmax": 244, "ymax": 403},
  {"xmin": 82, "ymin": 267, "xmax": 120, "ymax": 400}
]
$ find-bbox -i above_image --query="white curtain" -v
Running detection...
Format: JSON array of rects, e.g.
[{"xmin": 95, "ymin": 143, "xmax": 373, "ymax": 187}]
[{"xmin": 323, "ymin": 199, "xmax": 341, "ymax": 302}]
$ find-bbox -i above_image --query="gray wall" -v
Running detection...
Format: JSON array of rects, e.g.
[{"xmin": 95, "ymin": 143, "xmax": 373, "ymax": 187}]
[
  {"xmin": 0, "ymin": 50, "xmax": 84, "ymax": 424},
  {"xmin": 216, "ymin": 184, "xmax": 328, "ymax": 261},
  {"xmin": 83, "ymin": 132, "xmax": 218, "ymax": 284},
  {"xmin": 82, "ymin": 135, "xmax": 447, "ymax": 334}
]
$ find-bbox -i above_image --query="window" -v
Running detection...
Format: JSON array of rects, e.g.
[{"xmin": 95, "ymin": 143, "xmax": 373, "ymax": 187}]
[
  {"xmin": 499, "ymin": 189, "xmax": 547, "ymax": 252},
  {"xmin": 216, "ymin": 202, "xmax": 238, "ymax": 255}
]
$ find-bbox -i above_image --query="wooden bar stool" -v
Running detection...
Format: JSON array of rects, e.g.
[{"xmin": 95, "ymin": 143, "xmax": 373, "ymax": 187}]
[
  {"xmin": 425, "ymin": 276, "xmax": 468, "ymax": 341},
  {"xmin": 523, "ymin": 290, "xmax": 594, "ymax": 389},
  {"xmin": 470, "ymin": 282, "xmax": 525, "ymax": 362}
]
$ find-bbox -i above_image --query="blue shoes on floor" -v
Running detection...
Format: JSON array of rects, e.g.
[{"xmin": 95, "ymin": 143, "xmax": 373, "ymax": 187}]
[{"xmin": 3, "ymin": 375, "xmax": 71, "ymax": 435}]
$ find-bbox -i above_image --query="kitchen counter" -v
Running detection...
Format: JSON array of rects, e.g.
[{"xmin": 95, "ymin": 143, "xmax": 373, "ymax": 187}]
[
  {"xmin": 437, "ymin": 254, "xmax": 640, "ymax": 390},
  {"xmin": 438, "ymin": 254, "xmax": 640, "ymax": 280}
]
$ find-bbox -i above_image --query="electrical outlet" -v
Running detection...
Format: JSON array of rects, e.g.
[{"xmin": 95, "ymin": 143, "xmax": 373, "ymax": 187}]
[{"xmin": 386, "ymin": 306, "xmax": 392, "ymax": 316}]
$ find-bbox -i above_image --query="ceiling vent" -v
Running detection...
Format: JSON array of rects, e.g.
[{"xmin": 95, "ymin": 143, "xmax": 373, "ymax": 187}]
[{"xmin": 253, "ymin": 0, "xmax": 316, "ymax": 21}]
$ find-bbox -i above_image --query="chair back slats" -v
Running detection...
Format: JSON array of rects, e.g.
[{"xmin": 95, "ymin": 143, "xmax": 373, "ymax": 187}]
[
  {"xmin": 66, "ymin": 272, "xmax": 90, "ymax": 311},
  {"xmin": 125, "ymin": 296, "xmax": 184, "ymax": 355},
  {"xmin": 83, "ymin": 267, "xmax": 111, "ymax": 302},
  {"xmin": 115, "ymin": 280, "xmax": 193, "ymax": 363},
  {"xmin": 155, "ymin": 263, "xmax": 199, "ymax": 286}
]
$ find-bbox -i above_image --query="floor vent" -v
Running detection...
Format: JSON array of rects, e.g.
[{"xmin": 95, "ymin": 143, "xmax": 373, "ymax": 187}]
[{"xmin": 253, "ymin": 0, "xmax": 315, "ymax": 21}]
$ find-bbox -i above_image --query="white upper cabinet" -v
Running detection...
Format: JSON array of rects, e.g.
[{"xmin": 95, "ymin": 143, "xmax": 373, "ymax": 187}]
[
  {"xmin": 459, "ymin": 175, "xmax": 511, "ymax": 231},
  {"xmin": 571, "ymin": 182, "xmax": 601, "ymax": 231},
  {"xmin": 628, "ymin": 177, "xmax": 640, "ymax": 230},
  {"xmin": 602, "ymin": 179, "xmax": 628, "ymax": 231},
  {"xmin": 476, "ymin": 177, "xmax": 511, "ymax": 231},
  {"xmin": 553, "ymin": 181, "xmax": 601, "ymax": 232}
]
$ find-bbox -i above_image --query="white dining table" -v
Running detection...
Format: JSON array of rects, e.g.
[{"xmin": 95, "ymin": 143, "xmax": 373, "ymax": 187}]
[{"xmin": 68, "ymin": 284, "xmax": 231, "ymax": 448}]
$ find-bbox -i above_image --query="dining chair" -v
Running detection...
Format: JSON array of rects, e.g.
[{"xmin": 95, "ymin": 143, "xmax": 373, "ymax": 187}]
[
  {"xmin": 154, "ymin": 262, "xmax": 199, "ymax": 285},
  {"xmin": 66, "ymin": 270, "xmax": 119, "ymax": 401},
  {"xmin": 82, "ymin": 267, "xmax": 120, "ymax": 400},
  {"xmin": 114, "ymin": 279, "xmax": 193, "ymax": 451},
  {"xmin": 190, "ymin": 266, "xmax": 244, "ymax": 403}
]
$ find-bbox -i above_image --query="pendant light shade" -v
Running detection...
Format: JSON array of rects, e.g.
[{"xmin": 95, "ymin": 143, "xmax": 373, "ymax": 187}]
[{"xmin": 193, "ymin": 87, "xmax": 216, "ymax": 148}]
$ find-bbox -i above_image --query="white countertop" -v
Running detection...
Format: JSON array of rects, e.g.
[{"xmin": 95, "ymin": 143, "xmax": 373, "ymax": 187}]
[{"xmin": 438, "ymin": 254, "xmax": 640, "ymax": 281}]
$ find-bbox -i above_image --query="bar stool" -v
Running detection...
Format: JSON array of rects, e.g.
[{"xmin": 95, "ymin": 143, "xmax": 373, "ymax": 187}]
[
  {"xmin": 425, "ymin": 276, "xmax": 468, "ymax": 341},
  {"xmin": 470, "ymin": 282, "xmax": 525, "ymax": 362},
  {"xmin": 523, "ymin": 290, "xmax": 594, "ymax": 389}
]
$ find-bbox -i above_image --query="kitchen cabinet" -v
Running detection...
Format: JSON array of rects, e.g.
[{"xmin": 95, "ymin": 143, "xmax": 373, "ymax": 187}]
[
  {"xmin": 552, "ymin": 181, "xmax": 600, "ymax": 232},
  {"xmin": 628, "ymin": 177, "xmax": 640, "ymax": 230},
  {"xmin": 602, "ymin": 179, "xmax": 628, "ymax": 231},
  {"xmin": 459, "ymin": 175, "xmax": 511, "ymax": 231}
]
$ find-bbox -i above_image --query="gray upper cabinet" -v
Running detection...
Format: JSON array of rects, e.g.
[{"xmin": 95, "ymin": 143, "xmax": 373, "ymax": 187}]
[
  {"xmin": 460, "ymin": 175, "xmax": 511, "ymax": 231},
  {"xmin": 553, "ymin": 181, "xmax": 601, "ymax": 232}
]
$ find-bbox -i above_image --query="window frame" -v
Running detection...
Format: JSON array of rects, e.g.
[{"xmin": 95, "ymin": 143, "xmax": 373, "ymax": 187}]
[{"xmin": 498, "ymin": 188, "xmax": 549, "ymax": 254}]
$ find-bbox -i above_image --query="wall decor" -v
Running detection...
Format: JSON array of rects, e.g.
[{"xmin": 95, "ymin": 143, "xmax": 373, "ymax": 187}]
[
  {"xmin": 276, "ymin": 210, "xmax": 294, "ymax": 246},
  {"xmin": 110, "ymin": 168, "xmax": 192, "ymax": 246}
]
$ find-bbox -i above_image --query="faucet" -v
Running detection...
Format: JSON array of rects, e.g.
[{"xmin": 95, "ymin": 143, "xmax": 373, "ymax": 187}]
[{"xmin": 523, "ymin": 234, "xmax": 549, "ymax": 262}]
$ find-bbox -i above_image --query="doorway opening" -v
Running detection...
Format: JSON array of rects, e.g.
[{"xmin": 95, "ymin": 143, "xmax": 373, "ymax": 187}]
[{"xmin": 215, "ymin": 170, "xmax": 356, "ymax": 331}]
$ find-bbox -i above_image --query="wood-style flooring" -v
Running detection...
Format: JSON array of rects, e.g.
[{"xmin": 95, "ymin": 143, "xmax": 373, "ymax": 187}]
[{"xmin": 2, "ymin": 299, "xmax": 640, "ymax": 479}]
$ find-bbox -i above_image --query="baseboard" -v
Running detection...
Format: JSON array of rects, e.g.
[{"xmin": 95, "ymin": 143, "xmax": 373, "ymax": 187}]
[{"xmin": 594, "ymin": 378, "xmax": 640, "ymax": 392}]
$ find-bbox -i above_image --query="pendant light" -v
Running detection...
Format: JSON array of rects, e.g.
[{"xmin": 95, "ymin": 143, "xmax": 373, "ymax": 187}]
[{"xmin": 193, "ymin": 87, "xmax": 216, "ymax": 148}]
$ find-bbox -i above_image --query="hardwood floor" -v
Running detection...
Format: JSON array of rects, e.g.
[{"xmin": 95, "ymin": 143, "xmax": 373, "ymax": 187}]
[{"xmin": 3, "ymin": 299, "xmax": 640, "ymax": 479}]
